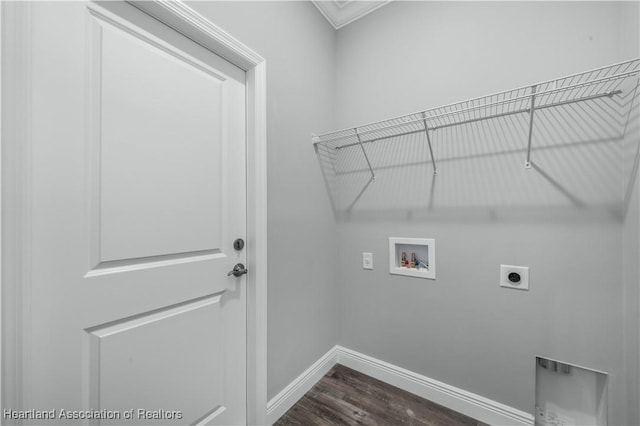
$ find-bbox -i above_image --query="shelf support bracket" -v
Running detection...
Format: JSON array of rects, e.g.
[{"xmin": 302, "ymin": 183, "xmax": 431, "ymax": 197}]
[
  {"xmin": 524, "ymin": 85, "xmax": 537, "ymax": 169},
  {"xmin": 422, "ymin": 113, "xmax": 438, "ymax": 175},
  {"xmin": 355, "ymin": 128, "xmax": 376, "ymax": 182}
]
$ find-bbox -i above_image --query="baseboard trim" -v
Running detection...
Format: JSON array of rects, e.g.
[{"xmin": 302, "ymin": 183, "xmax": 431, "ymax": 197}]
[
  {"xmin": 267, "ymin": 345, "xmax": 534, "ymax": 426},
  {"xmin": 336, "ymin": 346, "xmax": 534, "ymax": 426},
  {"xmin": 266, "ymin": 345, "xmax": 338, "ymax": 425}
]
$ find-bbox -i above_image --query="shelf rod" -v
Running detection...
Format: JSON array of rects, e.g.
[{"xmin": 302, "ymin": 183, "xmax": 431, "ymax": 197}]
[
  {"xmin": 430, "ymin": 89, "xmax": 620, "ymax": 131},
  {"xmin": 317, "ymin": 59, "xmax": 639, "ymax": 143},
  {"xmin": 334, "ymin": 89, "xmax": 621, "ymax": 150},
  {"xmin": 421, "ymin": 113, "xmax": 438, "ymax": 175},
  {"xmin": 317, "ymin": 70, "xmax": 637, "ymax": 145},
  {"xmin": 525, "ymin": 85, "xmax": 537, "ymax": 169},
  {"xmin": 355, "ymin": 128, "xmax": 376, "ymax": 181}
]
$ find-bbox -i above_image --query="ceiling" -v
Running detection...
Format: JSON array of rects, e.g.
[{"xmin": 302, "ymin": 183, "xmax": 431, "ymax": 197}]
[{"xmin": 311, "ymin": 1, "xmax": 392, "ymax": 30}]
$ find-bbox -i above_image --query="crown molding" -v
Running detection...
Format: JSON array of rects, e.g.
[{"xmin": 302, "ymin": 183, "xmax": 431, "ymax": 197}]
[{"xmin": 312, "ymin": 0, "xmax": 392, "ymax": 30}]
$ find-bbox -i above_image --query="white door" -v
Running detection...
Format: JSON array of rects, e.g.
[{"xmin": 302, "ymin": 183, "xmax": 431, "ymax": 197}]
[{"xmin": 18, "ymin": 1, "xmax": 247, "ymax": 424}]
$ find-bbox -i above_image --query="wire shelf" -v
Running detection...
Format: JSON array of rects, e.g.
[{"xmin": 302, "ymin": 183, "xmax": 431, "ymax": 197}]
[
  {"xmin": 314, "ymin": 58, "xmax": 640, "ymax": 172},
  {"xmin": 313, "ymin": 58, "xmax": 640, "ymax": 215}
]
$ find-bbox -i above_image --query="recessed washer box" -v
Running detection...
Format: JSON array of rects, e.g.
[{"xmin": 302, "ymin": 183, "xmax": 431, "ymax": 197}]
[
  {"xmin": 535, "ymin": 356, "xmax": 608, "ymax": 426},
  {"xmin": 389, "ymin": 237, "xmax": 435, "ymax": 279}
]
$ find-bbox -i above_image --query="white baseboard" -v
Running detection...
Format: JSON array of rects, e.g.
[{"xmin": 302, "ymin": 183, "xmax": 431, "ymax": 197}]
[
  {"xmin": 336, "ymin": 346, "xmax": 534, "ymax": 426},
  {"xmin": 266, "ymin": 345, "xmax": 338, "ymax": 425},
  {"xmin": 267, "ymin": 345, "xmax": 535, "ymax": 426}
]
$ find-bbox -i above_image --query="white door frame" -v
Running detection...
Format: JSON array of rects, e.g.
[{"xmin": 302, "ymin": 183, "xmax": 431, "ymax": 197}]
[{"xmin": 0, "ymin": 1, "xmax": 268, "ymax": 424}]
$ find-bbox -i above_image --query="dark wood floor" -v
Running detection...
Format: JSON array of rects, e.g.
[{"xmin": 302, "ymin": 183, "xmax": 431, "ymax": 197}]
[{"xmin": 274, "ymin": 364, "xmax": 488, "ymax": 426}]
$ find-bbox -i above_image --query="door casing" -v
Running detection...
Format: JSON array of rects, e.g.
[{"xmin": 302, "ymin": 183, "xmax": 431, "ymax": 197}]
[{"xmin": 0, "ymin": 1, "xmax": 268, "ymax": 424}]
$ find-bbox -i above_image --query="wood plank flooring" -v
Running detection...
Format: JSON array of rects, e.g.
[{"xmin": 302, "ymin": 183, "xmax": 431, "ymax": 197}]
[{"xmin": 274, "ymin": 364, "xmax": 488, "ymax": 426}]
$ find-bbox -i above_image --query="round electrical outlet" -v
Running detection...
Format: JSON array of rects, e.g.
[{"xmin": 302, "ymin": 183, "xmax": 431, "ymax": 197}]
[{"xmin": 500, "ymin": 265, "xmax": 529, "ymax": 290}]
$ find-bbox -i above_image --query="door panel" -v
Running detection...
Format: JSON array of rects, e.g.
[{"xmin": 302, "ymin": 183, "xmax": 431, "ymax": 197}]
[
  {"xmin": 97, "ymin": 12, "xmax": 224, "ymax": 262},
  {"xmin": 24, "ymin": 2, "xmax": 247, "ymax": 424},
  {"xmin": 87, "ymin": 295, "xmax": 224, "ymax": 425}
]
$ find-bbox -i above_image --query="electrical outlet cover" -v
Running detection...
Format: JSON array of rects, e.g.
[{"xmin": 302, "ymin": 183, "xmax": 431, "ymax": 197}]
[
  {"xmin": 363, "ymin": 252, "xmax": 373, "ymax": 270},
  {"xmin": 500, "ymin": 264, "xmax": 529, "ymax": 290}
]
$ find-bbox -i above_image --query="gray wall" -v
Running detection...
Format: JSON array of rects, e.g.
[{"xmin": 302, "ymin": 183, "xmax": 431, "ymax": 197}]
[
  {"xmin": 622, "ymin": 2, "xmax": 640, "ymax": 425},
  {"xmin": 186, "ymin": 2, "xmax": 339, "ymax": 400},
  {"xmin": 187, "ymin": 2, "xmax": 640, "ymax": 421},
  {"xmin": 333, "ymin": 2, "xmax": 638, "ymax": 423}
]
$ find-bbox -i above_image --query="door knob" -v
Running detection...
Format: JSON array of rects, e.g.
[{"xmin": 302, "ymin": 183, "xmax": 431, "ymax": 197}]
[{"xmin": 228, "ymin": 263, "xmax": 248, "ymax": 277}]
